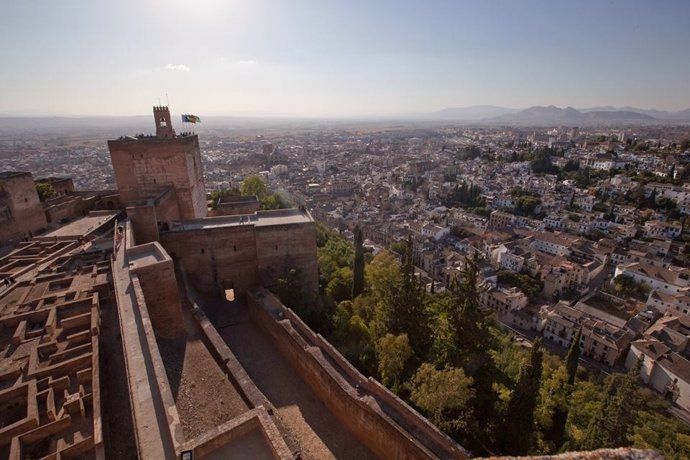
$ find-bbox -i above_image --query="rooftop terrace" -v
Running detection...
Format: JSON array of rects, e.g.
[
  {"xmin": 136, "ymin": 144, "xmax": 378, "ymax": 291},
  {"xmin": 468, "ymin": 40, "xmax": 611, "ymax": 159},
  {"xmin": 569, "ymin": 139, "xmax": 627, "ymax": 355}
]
[
  {"xmin": 164, "ymin": 208, "xmax": 313, "ymax": 232},
  {"xmin": 42, "ymin": 212, "xmax": 118, "ymax": 239}
]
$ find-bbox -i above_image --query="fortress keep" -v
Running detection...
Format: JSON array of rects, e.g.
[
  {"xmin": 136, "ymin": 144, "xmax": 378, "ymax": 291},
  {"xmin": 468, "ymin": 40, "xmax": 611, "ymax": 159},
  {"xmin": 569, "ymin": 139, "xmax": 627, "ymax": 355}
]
[
  {"xmin": 107, "ymin": 107, "xmax": 207, "ymax": 221},
  {"xmin": 107, "ymin": 107, "xmax": 318, "ymax": 301}
]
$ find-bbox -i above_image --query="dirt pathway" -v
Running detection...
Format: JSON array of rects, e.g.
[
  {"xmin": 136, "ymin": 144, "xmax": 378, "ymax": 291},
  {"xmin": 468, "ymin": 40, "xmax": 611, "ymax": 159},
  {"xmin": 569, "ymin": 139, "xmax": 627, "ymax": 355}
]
[
  {"xmin": 156, "ymin": 290, "xmax": 250, "ymax": 440},
  {"xmin": 204, "ymin": 298, "xmax": 377, "ymax": 460}
]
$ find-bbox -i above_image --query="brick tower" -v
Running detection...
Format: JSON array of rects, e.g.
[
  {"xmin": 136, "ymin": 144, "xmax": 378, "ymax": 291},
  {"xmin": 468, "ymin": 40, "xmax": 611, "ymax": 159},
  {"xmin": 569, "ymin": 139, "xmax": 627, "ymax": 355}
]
[
  {"xmin": 153, "ymin": 105, "xmax": 176, "ymax": 139},
  {"xmin": 108, "ymin": 106, "xmax": 207, "ymax": 223}
]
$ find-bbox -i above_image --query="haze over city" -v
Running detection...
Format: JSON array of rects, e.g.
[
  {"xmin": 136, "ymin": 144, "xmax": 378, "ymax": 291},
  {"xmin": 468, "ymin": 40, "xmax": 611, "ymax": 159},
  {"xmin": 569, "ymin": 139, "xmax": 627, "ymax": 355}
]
[
  {"xmin": 5, "ymin": 0, "xmax": 690, "ymax": 456},
  {"xmin": 2, "ymin": 0, "xmax": 690, "ymax": 117}
]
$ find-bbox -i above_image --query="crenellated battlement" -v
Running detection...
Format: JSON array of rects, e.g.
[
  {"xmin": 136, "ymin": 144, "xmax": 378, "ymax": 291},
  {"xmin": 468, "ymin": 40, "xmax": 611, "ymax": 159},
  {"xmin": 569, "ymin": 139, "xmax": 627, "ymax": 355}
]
[{"xmin": 152, "ymin": 105, "xmax": 176, "ymax": 139}]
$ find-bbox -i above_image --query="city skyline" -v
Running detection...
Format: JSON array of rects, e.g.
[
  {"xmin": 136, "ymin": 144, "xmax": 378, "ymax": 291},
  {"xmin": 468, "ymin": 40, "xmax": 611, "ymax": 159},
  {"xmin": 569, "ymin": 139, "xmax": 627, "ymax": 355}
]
[{"xmin": 2, "ymin": 0, "xmax": 690, "ymax": 117}]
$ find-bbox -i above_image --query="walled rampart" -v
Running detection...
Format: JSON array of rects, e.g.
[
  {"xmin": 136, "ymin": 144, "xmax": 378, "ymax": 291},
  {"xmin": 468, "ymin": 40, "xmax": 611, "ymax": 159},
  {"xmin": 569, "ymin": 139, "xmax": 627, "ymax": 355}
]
[
  {"xmin": 160, "ymin": 210, "xmax": 319, "ymax": 302},
  {"xmin": 161, "ymin": 224, "xmax": 260, "ymax": 296},
  {"xmin": 174, "ymin": 263, "xmax": 293, "ymax": 459},
  {"xmin": 43, "ymin": 195, "xmax": 88, "ymax": 224},
  {"xmin": 108, "ymin": 135, "xmax": 206, "ymax": 219},
  {"xmin": 127, "ymin": 242, "xmax": 186, "ymax": 339},
  {"xmin": 248, "ymin": 289, "xmax": 469, "ymax": 460},
  {"xmin": 180, "ymin": 407, "xmax": 292, "ymax": 460},
  {"xmin": 255, "ymin": 222, "xmax": 319, "ymax": 302},
  {"xmin": 213, "ymin": 195, "xmax": 260, "ymax": 217},
  {"xmin": 112, "ymin": 221, "xmax": 182, "ymax": 459},
  {"xmin": 0, "ymin": 172, "xmax": 47, "ymax": 244}
]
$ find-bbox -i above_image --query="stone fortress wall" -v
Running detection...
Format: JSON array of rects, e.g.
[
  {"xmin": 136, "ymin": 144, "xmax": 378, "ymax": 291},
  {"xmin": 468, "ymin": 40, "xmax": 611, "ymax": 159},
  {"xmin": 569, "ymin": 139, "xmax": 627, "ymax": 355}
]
[
  {"xmin": 160, "ymin": 209, "xmax": 319, "ymax": 302},
  {"xmin": 248, "ymin": 289, "xmax": 470, "ymax": 460},
  {"xmin": 108, "ymin": 134, "xmax": 207, "ymax": 220},
  {"xmin": 0, "ymin": 172, "xmax": 48, "ymax": 244}
]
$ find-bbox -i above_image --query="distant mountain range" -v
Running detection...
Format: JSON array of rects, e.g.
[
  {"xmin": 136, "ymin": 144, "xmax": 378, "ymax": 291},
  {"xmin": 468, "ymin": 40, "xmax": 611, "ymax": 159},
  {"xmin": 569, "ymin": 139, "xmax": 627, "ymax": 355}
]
[
  {"xmin": 393, "ymin": 105, "xmax": 690, "ymax": 125},
  {"xmin": 487, "ymin": 105, "xmax": 658, "ymax": 125},
  {"xmin": 393, "ymin": 105, "xmax": 520, "ymax": 121},
  {"xmin": 579, "ymin": 106, "xmax": 690, "ymax": 120},
  {"xmin": 2, "ymin": 105, "xmax": 689, "ymax": 130}
]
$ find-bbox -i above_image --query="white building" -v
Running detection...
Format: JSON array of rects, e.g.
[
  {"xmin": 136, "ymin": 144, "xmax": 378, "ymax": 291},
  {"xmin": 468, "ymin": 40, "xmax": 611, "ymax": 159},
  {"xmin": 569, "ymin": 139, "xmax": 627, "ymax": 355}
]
[
  {"xmin": 643, "ymin": 220, "xmax": 682, "ymax": 239},
  {"xmin": 627, "ymin": 336, "xmax": 690, "ymax": 411},
  {"xmin": 530, "ymin": 231, "xmax": 579, "ymax": 257},
  {"xmin": 614, "ymin": 262, "xmax": 690, "ymax": 296}
]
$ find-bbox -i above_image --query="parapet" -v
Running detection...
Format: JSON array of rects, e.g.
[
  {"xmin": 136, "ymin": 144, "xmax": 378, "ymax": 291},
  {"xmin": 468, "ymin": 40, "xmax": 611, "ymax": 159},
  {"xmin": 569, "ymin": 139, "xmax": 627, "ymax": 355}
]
[
  {"xmin": 108, "ymin": 133, "xmax": 197, "ymax": 146},
  {"xmin": 248, "ymin": 288, "xmax": 470, "ymax": 459},
  {"xmin": 163, "ymin": 207, "xmax": 314, "ymax": 233},
  {"xmin": 0, "ymin": 171, "xmax": 32, "ymax": 181},
  {"xmin": 478, "ymin": 447, "xmax": 664, "ymax": 459},
  {"xmin": 126, "ymin": 241, "xmax": 171, "ymax": 272}
]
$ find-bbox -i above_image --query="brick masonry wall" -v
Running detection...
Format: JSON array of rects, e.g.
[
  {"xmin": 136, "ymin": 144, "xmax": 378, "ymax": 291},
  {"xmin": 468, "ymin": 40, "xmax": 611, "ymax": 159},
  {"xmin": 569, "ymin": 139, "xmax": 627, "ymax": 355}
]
[
  {"xmin": 44, "ymin": 196, "xmax": 86, "ymax": 224},
  {"xmin": 248, "ymin": 290, "xmax": 469, "ymax": 460},
  {"xmin": 127, "ymin": 204, "xmax": 159, "ymax": 245},
  {"xmin": 160, "ymin": 221, "xmax": 319, "ymax": 302},
  {"xmin": 108, "ymin": 136, "xmax": 206, "ymax": 219},
  {"xmin": 134, "ymin": 260, "xmax": 186, "ymax": 339},
  {"xmin": 214, "ymin": 201, "xmax": 260, "ymax": 217},
  {"xmin": 255, "ymin": 223, "xmax": 319, "ymax": 302},
  {"xmin": 0, "ymin": 173, "xmax": 47, "ymax": 243},
  {"xmin": 161, "ymin": 226, "xmax": 260, "ymax": 296},
  {"xmin": 155, "ymin": 188, "xmax": 181, "ymax": 223}
]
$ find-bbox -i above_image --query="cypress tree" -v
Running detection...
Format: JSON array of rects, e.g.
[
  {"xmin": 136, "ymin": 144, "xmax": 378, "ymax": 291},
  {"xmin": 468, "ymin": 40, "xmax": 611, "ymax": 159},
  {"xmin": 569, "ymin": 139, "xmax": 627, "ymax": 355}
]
[
  {"xmin": 446, "ymin": 253, "xmax": 500, "ymax": 453},
  {"xmin": 566, "ymin": 328, "xmax": 582, "ymax": 385},
  {"xmin": 648, "ymin": 188, "xmax": 657, "ymax": 208},
  {"xmin": 352, "ymin": 226, "xmax": 364, "ymax": 299},
  {"xmin": 447, "ymin": 253, "xmax": 489, "ymax": 365},
  {"xmin": 581, "ymin": 359, "xmax": 642, "ymax": 450},
  {"xmin": 381, "ymin": 237, "xmax": 430, "ymax": 366},
  {"xmin": 548, "ymin": 328, "xmax": 581, "ymax": 448},
  {"xmin": 580, "ymin": 375, "xmax": 620, "ymax": 450},
  {"xmin": 503, "ymin": 338, "xmax": 544, "ymax": 455}
]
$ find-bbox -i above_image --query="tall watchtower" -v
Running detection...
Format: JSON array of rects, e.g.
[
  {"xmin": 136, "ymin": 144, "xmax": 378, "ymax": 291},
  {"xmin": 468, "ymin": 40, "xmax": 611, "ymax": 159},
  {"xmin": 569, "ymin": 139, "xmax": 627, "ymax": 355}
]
[
  {"xmin": 153, "ymin": 106, "xmax": 176, "ymax": 139},
  {"xmin": 108, "ymin": 106, "xmax": 207, "ymax": 221}
]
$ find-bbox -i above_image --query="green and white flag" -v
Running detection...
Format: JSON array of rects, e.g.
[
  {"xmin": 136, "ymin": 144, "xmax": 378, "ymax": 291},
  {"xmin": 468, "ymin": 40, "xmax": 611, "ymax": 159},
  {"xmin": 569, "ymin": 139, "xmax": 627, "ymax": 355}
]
[{"xmin": 181, "ymin": 114, "xmax": 201, "ymax": 123}]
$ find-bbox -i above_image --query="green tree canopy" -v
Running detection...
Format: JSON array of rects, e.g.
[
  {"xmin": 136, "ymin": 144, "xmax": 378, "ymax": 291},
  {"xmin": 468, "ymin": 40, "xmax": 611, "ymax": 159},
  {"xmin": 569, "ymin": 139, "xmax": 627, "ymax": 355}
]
[
  {"xmin": 365, "ymin": 250, "xmax": 401, "ymax": 307},
  {"xmin": 36, "ymin": 183, "xmax": 56, "ymax": 202},
  {"xmin": 497, "ymin": 270, "xmax": 542, "ymax": 301},
  {"xmin": 318, "ymin": 225, "xmax": 355, "ymax": 288},
  {"xmin": 241, "ymin": 174, "xmax": 268, "ymax": 198},
  {"xmin": 376, "ymin": 333, "xmax": 413, "ymax": 392},
  {"xmin": 332, "ymin": 301, "xmax": 375, "ymax": 374},
  {"xmin": 613, "ymin": 274, "xmax": 650, "ymax": 300},
  {"xmin": 410, "ymin": 363, "xmax": 475, "ymax": 433},
  {"xmin": 443, "ymin": 255, "xmax": 501, "ymax": 452},
  {"xmin": 371, "ymin": 239, "xmax": 431, "ymax": 367},
  {"xmin": 581, "ymin": 360, "xmax": 641, "ymax": 450},
  {"xmin": 503, "ymin": 338, "xmax": 544, "ymax": 455},
  {"xmin": 352, "ymin": 226, "xmax": 365, "ymax": 298},
  {"xmin": 546, "ymin": 328, "xmax": 582, "ymax": 450},
  {"xmin": 326, "ymin": 267, "xmax": 354, "ymax": 304}
]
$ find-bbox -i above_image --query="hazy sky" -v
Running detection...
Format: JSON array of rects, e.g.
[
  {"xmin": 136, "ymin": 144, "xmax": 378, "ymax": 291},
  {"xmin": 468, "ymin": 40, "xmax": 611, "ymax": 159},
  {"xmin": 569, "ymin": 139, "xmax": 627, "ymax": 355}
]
[{"xmin": 1, "ymin": 0, "xmax": 689, "ymax": 117}]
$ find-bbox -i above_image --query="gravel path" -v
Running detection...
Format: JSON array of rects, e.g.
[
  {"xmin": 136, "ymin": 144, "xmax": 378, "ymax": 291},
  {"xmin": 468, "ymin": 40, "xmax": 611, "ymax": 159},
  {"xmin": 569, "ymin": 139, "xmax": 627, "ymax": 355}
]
[
  {"xmin": 156, "ymin": 288, "xmax": 249, "ymax": 440},
  {"xmin": 205, "ymin": 298, "xmax": 377, "ymax": 460}
]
